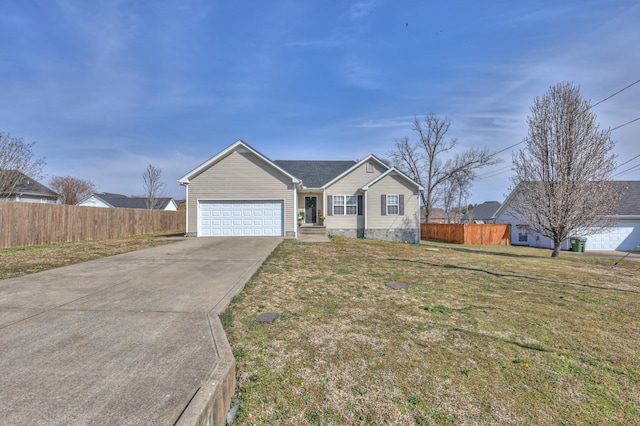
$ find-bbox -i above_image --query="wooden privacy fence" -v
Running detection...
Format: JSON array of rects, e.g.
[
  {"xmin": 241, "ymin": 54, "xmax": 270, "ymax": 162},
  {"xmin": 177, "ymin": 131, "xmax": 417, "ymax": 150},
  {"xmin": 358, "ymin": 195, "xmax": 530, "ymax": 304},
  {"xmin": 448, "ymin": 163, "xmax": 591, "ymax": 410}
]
[
  {"xmin": 421, "ymin": 223, "xmax": 511, "ymax": 246},
  {"xmin": 0, "ymin": 201, "xmax": 186, "ymax": 248}
]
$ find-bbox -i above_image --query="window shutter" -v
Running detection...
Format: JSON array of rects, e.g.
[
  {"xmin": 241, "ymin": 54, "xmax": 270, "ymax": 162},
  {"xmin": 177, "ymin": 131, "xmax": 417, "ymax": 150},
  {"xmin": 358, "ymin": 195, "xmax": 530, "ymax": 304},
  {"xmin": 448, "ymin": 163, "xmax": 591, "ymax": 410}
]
[
  {"xmin": 327, "ymin": 196, "xmax": 333, "ymax": 216},
  {"xmin": 357, "ymin": 195, "xmax": 363, "ymax": 216},
  {"xmin": 381, "ymin": 194, "xmax": 386, "ymax": 216},
  {"xmin": 399, "ymin": 194, "xmax": 405, "ymax": 216}
]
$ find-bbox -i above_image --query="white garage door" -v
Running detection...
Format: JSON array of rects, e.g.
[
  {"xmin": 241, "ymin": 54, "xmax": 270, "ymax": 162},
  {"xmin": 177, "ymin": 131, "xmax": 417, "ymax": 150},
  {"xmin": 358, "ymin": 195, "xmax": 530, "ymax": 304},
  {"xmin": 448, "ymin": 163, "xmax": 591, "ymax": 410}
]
[
  {"xmin": 199, "ymin": 201, "xmax": 284, "ymax": 237},
  {"xmin": 585, "ymin": 221, "xmax": 640, "ymax": 251}
]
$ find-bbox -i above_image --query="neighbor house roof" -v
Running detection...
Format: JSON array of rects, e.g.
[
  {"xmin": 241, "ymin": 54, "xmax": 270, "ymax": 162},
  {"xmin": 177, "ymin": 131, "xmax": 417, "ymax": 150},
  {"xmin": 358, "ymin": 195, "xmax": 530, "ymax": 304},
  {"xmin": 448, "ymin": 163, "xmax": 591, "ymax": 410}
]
[
  {"xmin": 88, "ymin": 192, "xmax": 175, "ymax": 209},
  {"xmin": 1, "ymin": 170, "xmax": 59, "ymax": 199},
  {"xmin": 496, "ymin": 181, "xmax": 640, "ymax": 218},
  {"xmin": 463, "ymin": 201, "xmax": 501, "ymax": 222},
  {"xmin": 611, "ymin": 181, "xmax": 640, "ymax": 215},
  {"xmin": 273, "ymin": 160, "xmax": 356, "ymax": 188}
]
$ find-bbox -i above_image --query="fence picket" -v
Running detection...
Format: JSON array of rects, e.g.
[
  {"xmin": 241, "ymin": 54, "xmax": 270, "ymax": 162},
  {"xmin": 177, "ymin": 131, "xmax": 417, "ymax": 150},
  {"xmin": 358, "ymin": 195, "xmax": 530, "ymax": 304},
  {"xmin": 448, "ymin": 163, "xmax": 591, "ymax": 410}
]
[
  {"xmin": 420, "ymin": 223, "xmax": 510, "ymax": 245},
  {"xmin": 0, "ymin": 201, "xmax": 185, "ymax": 248}
]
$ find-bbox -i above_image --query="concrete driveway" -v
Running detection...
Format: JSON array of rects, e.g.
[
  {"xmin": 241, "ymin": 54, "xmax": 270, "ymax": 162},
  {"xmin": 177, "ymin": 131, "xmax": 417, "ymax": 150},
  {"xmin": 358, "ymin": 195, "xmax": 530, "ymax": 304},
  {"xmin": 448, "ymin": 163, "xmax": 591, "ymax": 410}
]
[{"xmin": 0, "ymin": 237, "xmax": 282, "ymax": 425}]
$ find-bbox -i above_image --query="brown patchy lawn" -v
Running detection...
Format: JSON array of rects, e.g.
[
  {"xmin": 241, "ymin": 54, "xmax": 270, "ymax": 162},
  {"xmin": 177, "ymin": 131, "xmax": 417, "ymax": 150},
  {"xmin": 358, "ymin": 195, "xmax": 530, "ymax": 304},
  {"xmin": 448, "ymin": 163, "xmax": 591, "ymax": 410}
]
[
  {"xmin": 221, "ymin": 237, "xmax": 640, "ymax": 425},
  {"xmin": 0, "ymin": 235, "xmax": 179, "ymax": 279}
]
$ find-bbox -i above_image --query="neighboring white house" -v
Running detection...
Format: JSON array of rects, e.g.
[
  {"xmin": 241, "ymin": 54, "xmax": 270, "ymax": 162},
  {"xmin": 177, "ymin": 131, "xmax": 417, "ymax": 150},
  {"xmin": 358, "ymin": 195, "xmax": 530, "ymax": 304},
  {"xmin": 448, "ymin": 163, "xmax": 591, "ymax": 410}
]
[
  {"xmin": 0, "ymin": 171, "xmax": 59, "ymax": 204},
  {"xmin": 78, "ymin": 192, "xmax": 178, "ymax": 211},
  {"xmin": 495, "ymin": 181, "xmax": 640, "ymax": 251}
]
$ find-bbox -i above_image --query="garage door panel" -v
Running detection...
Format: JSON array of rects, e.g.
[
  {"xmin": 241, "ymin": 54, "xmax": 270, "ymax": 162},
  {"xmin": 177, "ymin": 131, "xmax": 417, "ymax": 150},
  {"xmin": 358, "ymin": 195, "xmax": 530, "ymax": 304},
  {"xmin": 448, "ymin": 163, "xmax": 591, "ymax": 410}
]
[
  {"xmin": 585, "ymin": 221, "xmax": 640, "ymax": 251},
  {"xmin": 199, "ymin": 201, "xmax": 284, "ymax": 237}
]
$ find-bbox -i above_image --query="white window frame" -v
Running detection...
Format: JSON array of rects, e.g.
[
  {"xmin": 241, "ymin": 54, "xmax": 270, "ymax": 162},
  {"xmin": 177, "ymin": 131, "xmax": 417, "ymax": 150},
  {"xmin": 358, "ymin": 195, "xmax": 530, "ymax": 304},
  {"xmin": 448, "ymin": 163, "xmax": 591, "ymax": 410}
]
[
  {"xmin": 517, "ymin": 225, "xmax": 529, "ymax": 242},
  {"xmin": 386, "ymin": 194, "xmax": 399, "ymax": 215},
  {"xmin": 333, "ymin": 195, "xmax": 357, "ymax": 216}
]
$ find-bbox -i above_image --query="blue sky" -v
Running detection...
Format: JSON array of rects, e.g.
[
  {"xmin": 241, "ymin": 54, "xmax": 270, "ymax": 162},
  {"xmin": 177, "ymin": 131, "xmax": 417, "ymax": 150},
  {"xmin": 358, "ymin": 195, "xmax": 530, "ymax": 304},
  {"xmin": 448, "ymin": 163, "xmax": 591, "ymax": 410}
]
[{"xmin": 1, "ymin": 0, "xmax": 639, "ymax": 203}]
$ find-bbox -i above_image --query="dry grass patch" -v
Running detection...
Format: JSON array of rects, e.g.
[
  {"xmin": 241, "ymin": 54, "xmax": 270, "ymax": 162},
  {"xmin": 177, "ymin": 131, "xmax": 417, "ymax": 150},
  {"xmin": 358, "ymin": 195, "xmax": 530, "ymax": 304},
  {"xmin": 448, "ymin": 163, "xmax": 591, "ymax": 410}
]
[
  {"xmin": 222, "ymin": 237, "xmax": 640, "ymax": 425},
  {"xmin": 0, "ymin": 234, "xmax": 178, "ymax": 279}
]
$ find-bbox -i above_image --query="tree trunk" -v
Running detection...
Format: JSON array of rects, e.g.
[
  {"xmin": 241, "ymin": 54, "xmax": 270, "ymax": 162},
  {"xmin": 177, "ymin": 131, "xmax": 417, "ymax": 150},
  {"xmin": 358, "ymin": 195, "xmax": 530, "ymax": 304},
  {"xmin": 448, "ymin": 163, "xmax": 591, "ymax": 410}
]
[{"xmin": 551, "ymin": 242, "xmax": 560, "ymax": 257}]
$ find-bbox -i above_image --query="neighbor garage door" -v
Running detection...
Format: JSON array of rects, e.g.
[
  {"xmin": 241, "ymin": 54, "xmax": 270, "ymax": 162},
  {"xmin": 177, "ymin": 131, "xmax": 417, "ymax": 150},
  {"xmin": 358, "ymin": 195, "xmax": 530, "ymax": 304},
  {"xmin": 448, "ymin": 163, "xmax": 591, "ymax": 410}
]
[
  {"xmin": 198, "ymin": 201, "xmax": 284, "ymax": 237},
  {"xmin": 584, "ymin": 221, "xmax": 640, "ymax": 251}
]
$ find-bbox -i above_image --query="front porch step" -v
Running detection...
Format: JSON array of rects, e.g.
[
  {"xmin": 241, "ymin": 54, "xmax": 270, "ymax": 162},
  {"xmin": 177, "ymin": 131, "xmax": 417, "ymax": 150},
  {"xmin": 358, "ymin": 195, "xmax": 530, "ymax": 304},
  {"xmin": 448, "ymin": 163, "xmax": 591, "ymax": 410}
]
[
  {"xmin": 298, "ymin": 225, "xmax": 327, "ymax": 235},
  {"xmin": 297, "ymin": 225, "xmax": 330, "ymax": 242}
]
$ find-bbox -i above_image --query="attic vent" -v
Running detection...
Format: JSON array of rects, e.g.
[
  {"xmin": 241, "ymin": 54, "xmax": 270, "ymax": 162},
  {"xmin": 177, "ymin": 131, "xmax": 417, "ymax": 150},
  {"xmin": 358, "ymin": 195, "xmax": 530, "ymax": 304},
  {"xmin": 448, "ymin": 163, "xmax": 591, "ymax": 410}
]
[{"xmin": 366, "ymin": 162, "xmax": 374, "ymax": 173}]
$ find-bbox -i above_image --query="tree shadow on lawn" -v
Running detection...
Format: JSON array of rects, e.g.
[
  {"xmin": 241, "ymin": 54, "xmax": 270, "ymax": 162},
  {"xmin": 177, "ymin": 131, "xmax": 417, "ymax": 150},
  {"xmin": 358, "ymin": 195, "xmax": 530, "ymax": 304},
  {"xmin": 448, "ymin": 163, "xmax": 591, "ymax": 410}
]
[
  {"xmin": 424, "ymin": 242, "xmax": 552, "ymax": 260},
  {"xmin": 388, "ymin": 257, "xmax": 640, "ymax": 295}
]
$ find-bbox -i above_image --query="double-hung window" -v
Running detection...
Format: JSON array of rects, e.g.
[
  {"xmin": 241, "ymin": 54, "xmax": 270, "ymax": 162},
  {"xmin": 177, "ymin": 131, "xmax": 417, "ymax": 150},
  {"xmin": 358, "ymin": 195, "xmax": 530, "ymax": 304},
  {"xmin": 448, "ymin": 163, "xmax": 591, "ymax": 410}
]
[
  {"xmin": 333, "ymin": 195, "xmax": 357, "ymax": 215},
  {"xmin": 386, "ymin": 194, "xmax": 399, "ymax": 215}
]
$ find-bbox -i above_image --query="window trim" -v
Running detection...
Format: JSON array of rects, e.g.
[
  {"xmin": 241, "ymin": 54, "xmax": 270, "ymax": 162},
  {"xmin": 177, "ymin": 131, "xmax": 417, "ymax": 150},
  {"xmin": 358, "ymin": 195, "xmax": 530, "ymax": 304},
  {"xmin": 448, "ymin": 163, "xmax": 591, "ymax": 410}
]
[
  {"xmin": 386, "ymin": 194, "xmax": 399, "ymax": 215},
  {"xmin": 332, "ymin": 195, "xmax": 358, "ymax": 216}
]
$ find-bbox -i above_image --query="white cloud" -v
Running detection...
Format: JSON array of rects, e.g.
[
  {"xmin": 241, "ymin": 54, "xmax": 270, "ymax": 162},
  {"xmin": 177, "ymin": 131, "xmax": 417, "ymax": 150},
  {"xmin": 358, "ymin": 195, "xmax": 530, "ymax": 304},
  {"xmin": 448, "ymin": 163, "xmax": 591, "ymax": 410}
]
[
  {"xmin": 349, "ymin": 116, "xmax": 414, "ymax": 129},
  {"xmin": 349, "ymin": 0, "xmax": 376, "ymax": 19}
]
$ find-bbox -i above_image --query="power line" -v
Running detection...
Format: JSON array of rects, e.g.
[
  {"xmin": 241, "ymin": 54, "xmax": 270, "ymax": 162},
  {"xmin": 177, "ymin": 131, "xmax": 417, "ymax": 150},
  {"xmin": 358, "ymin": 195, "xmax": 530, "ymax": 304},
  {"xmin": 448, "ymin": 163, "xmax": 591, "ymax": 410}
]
[
  {"xmin": 476, "ymin": 165, "xmax": 511, "ymax": 178},
  {"xmin": 612, "ymin": 162, "xmax": 640, "ymax": 178},
  {"xmin": 611, "ymin": 116, "xmax": 640, "ymax": 131},
  {"xmin": 475, "ymin": 166, "xmax": 512, "ymax": 181},
  {"xmin": 591, "ymin": 79, "xmax": 640, "ymax": 108},
  {"xmin": 615, "ymin": 153, "xmax": 640, "ymax": 169},
  {"xmin": 489, "ymin": 140, "xmax": 524, "ymax": 157},
  {"xmin": 484, "ymin": 80, "xmax": 639, "ymax": 162}
]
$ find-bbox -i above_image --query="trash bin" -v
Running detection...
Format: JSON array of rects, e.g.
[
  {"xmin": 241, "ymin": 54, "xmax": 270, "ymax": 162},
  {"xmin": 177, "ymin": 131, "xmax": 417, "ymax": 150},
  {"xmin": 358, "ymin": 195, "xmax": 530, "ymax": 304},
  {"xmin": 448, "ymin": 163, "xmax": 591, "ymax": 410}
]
[{"xmin": 570, "ymin": 237, "xmax": 587, "ymax": 252}]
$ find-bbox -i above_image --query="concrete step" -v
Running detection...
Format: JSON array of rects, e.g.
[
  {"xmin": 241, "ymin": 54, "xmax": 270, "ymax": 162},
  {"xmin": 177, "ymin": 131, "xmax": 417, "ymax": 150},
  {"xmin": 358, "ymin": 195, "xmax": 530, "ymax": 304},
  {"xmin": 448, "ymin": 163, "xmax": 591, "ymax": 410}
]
[
  {"xmin": 297, "ymin": 226, "xmax": 330, "ymax": 243},
  {"xmin": 298, "ymin": 226, "xmax": 327, "ymax": 235}
]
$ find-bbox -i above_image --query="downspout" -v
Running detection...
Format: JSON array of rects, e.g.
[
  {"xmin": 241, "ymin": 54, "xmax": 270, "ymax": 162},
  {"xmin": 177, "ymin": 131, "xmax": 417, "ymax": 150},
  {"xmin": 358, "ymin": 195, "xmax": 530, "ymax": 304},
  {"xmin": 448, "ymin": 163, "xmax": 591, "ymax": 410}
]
[
  {"xmin": 363, "ymin": 189, "xmax": 368, "ymax": 239},
  {"xmin": 416, "ymin": 192, "xmax": 421, "ymax": 245},
  {"xmin": 293, "ymin": 183, "xmax": 298, "ymax": 239},
  {"xmin": 184, "ymin": 185, "xmax": 189, "ymax": 237}
]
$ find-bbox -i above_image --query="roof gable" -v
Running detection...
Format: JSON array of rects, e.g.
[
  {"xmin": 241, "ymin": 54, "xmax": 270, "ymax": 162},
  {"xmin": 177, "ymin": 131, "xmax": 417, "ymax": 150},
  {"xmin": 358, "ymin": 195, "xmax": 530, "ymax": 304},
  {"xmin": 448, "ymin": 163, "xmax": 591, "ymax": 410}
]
[
  {"xmin": 178, "ymin": 140, "xmax": 299, "ymax": 185},
  {"xmin": 361, "ymin": 167, "xmax": 424, "ymax": 191},
  {"xmin": 321, "ymin": 155, "xmax": 391, "ymax": 189}
]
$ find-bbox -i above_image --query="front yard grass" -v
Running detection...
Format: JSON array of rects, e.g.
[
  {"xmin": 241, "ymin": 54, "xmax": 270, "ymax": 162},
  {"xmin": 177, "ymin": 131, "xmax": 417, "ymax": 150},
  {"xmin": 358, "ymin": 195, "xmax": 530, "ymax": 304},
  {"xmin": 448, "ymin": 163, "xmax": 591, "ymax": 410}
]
[
  {"xmin": 222, "ymin": 237, "xmax": 640, "ymax": 425},
  {"xmin": 0, "ymin": 234, "xmax": 179, "ymax": 279}
]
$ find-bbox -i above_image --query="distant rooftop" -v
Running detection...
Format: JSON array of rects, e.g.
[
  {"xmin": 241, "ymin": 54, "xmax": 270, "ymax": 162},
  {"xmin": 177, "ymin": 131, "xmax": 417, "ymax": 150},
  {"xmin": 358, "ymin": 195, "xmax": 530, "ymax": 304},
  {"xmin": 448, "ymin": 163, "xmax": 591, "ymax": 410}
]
[
  {"xmin": 1, "ymin": 170, "xmax": 59, "ymax": 199},
  {"xmin": 91, "ymin": 192, "xmax": 175, "ymax": 209}
]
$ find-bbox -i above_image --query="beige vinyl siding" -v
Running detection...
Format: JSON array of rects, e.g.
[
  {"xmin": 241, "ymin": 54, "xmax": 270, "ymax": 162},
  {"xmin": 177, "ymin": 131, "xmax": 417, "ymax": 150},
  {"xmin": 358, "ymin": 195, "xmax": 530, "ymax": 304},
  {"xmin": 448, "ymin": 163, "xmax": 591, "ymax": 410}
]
[
  {"xmin": 186, "ymin": 150, "xmax": 295, "ymax": 235},
  {"xmin": 367, "ymin": 174, "xmax": 420, "ymax": 229},
  {"xmin": 325, "ymin": 160, "xmax": 385, "ymax": 228}
]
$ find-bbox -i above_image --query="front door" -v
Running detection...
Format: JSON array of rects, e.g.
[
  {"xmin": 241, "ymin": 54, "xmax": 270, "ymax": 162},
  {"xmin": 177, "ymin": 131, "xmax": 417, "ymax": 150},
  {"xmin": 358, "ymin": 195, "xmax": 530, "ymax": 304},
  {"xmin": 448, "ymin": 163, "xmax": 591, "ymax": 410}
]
[{"xmin": 304, "ymin": 196, "xmax": 317, "ymax": 224}]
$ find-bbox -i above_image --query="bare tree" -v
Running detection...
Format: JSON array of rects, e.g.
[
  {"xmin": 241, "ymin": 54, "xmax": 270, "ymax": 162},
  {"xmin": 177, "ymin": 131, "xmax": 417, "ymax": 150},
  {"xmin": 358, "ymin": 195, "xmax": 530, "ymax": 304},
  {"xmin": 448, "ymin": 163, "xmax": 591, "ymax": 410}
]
[
  {"xmin": 389, "ymin": 114, "xmax": 500, "ymax": 221},
  {"xmin": 441, "ymin": 169, "xmax": 472, "ymax": 223},
  {"xmin": 509, "ymin": 82, "xmax": 620, "ymax": 257},
  {"xmin": 456, "ymin": 170, "xmax": 473, "ymax": 222},
  {"xmin": 0, "ymin": 132, "xmax": 45, "ymax": 198},
  {"xmin": 141, "ymin": 163, "xmax": 167, "ymax": 209},
  {"xmin": 50, "ymin": 176, "xmax": 96, "ymax": 205}
]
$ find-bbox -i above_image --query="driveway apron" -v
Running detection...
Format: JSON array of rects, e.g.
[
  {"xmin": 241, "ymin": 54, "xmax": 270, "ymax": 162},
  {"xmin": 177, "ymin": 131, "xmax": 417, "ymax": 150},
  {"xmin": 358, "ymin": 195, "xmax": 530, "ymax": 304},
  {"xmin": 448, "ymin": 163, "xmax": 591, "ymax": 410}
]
[{"xmin": 0, "ymin": 237, "xmax": 281, "ymax": 425}]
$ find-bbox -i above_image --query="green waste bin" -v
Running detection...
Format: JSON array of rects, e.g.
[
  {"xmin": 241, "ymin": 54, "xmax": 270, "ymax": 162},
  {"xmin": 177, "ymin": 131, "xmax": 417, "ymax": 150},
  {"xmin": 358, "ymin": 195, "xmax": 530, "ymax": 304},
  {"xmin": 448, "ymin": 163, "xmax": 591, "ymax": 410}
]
[{"xmin": 570, "ymin": 237, "xmax": 587, "ymax": 252}]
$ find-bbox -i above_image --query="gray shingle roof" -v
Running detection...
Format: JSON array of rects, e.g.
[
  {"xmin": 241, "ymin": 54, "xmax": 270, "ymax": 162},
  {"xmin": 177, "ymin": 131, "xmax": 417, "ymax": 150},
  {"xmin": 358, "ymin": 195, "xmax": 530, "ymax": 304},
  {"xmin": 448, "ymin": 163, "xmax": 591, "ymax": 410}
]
[
  {"xmin": 94, "ymin": 192, "xmax": 174, "ymax": 209},
  {"xmin": 273, "ymin": 160, "xmax": 357, "ymax": 188},
  {"xmin": 499, "ymin": 181, "xmax": 640, "ymax": 217},
  {"xmin": 612, "ymin": 181, "xmax": 640, "ymax": 215},
  {"xmin": 463, "ymin": 201, "xmax": 501, "ymax": 221},
  {"xmin": 3, "ymin": 171, "xmax": 59, "ymax": 199}
]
